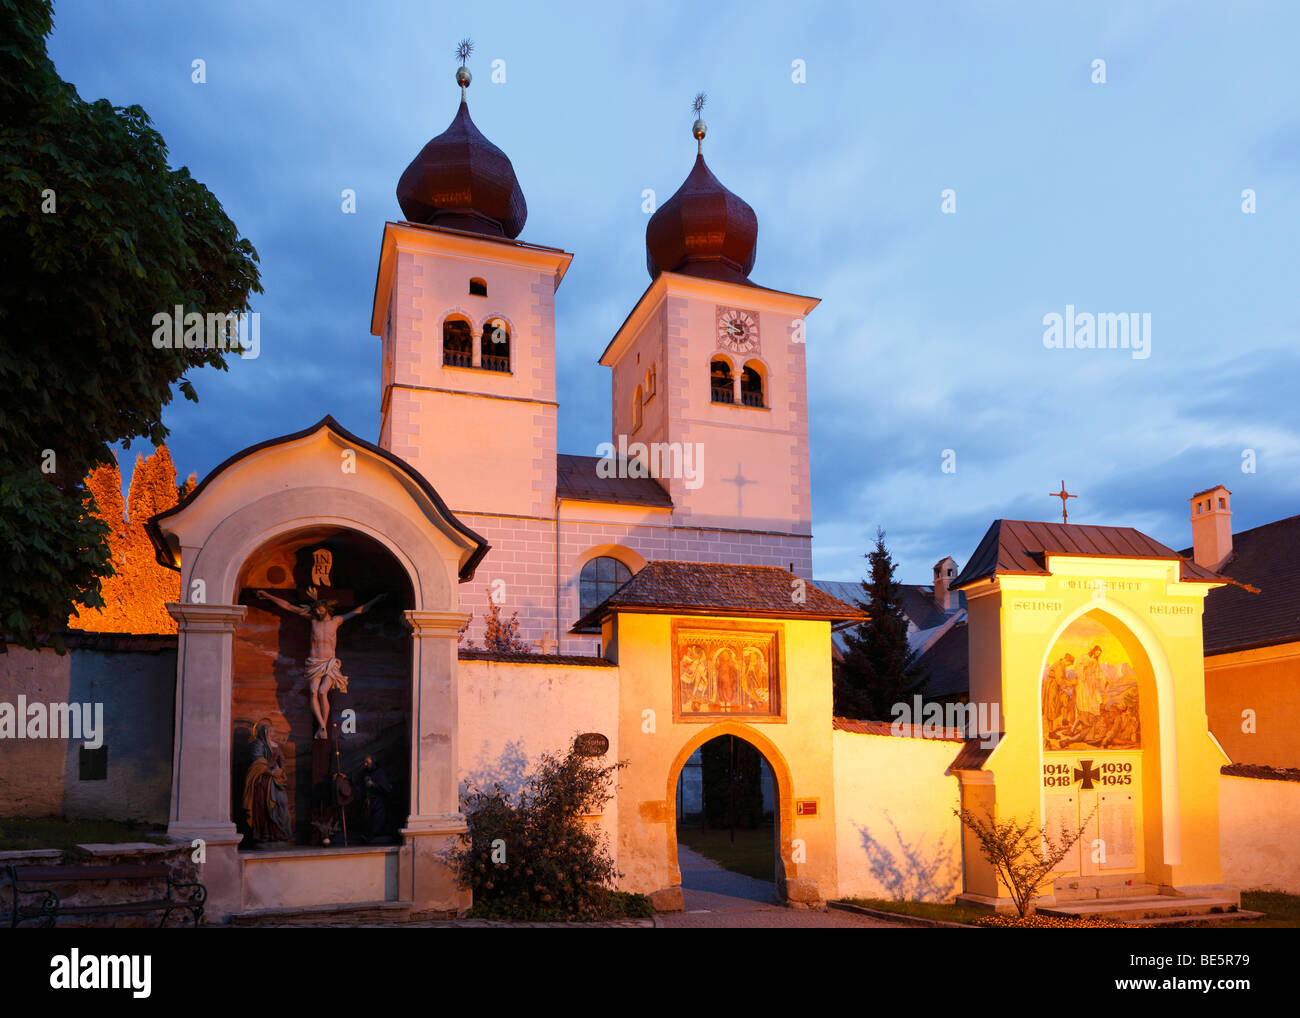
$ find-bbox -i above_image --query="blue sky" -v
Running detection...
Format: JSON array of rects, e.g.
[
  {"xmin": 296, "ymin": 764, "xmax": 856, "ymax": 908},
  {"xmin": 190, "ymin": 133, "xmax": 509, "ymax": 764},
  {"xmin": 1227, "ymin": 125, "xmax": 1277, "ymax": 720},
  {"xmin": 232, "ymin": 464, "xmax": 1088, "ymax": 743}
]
[{"xmin": 47, "ymin": 0, "xmax": 1300, "ymax": 582}]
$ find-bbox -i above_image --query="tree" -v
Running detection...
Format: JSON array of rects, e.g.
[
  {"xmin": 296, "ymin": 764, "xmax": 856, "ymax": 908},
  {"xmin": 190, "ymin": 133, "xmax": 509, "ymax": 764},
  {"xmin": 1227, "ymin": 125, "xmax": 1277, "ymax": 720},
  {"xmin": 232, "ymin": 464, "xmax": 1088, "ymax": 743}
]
[
  {"xmin": 954, "ymin": 806, "xmax": 1096, "ymax": 917},
  {"xmin": 459, "ymin": 590, "xmax": 532, "ymax": 653},
  {"xmin": 69, "ymin": 446, "xmax": 194, "ymax": 634},
  {"xmin": 450, "ymin": 745, "xmax": 651, "ymax": 920},
  {"xmin": 835, "ymin": 527, "xmax": 929, "ymax": 719},
  {"xmin": 0, "ymin": 0, "xmax": 262, "ymax": 650}
]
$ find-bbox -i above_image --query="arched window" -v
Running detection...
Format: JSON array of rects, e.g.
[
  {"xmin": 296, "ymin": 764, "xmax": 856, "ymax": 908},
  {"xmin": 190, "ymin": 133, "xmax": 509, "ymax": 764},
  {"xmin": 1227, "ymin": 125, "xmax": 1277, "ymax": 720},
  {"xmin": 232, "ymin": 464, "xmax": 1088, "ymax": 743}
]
[
  {"xmin": 443, "ymin": 317, "xmax": 472, "ymax": 367},
  {"xmin": 741, "ymin": 363, "xmax": 765, "ymax": 407},
  {"xmin": 579, "ymin": 556, "xmax": 632, "ymax": 615},
  {"xmin": 469, "ymin": 277, "xmax": 487, "ymax": 297},
  {"xmin": 481, "ymin": 318, "xmax": 510, "ymax": 372},
  {"xmin": 710, "ymin": 358, "xmax": 734, "ymax": 404},
  {"xmin": 632, "ymin": 384, "xmax": 643, "ymax": 432},
  {"xmin": 646, "ymin": 363, "xmax": 657, "ymax": 398}
]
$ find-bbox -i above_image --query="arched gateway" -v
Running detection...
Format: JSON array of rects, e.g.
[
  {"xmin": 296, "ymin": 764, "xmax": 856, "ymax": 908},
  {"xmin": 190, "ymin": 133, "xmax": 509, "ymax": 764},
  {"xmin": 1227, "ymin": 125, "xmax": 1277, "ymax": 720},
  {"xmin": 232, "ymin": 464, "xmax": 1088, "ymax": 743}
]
[{"xmin": 147, "ymin": 416, "xmax": 488, "ymax": 919}]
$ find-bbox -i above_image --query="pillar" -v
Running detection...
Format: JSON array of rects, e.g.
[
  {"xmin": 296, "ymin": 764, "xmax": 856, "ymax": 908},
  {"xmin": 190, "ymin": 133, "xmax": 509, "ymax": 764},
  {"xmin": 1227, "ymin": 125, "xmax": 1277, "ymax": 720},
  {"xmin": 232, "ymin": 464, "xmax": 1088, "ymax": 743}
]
[
  {"xmin": 165, "ymin": 601, "xmax": 247, "ymax": 919},
  {"xmin": 400, "ymin": 609, "xmax": 471, "ymax": 915}
]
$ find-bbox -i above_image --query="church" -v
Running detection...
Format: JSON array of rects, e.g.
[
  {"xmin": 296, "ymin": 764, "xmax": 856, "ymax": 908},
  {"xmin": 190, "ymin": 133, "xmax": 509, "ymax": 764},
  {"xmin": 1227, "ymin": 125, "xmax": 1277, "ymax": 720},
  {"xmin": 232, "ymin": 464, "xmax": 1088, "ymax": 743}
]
[{"xmin": 3, "ymin": 56, "xmax": 1296, "ymax": 925}]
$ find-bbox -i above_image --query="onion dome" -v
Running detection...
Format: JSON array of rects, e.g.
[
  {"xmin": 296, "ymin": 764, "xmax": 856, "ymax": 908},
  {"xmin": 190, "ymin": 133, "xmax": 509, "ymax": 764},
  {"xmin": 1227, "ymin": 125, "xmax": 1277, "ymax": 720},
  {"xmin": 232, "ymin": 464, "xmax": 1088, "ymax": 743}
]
[
  {"xmin": 396, "ymin": 58, "xmax": 527, "ymax": 238},
  {"xmin": 645, "ymin": 102, "xmax": 757, "ymax": 284}
]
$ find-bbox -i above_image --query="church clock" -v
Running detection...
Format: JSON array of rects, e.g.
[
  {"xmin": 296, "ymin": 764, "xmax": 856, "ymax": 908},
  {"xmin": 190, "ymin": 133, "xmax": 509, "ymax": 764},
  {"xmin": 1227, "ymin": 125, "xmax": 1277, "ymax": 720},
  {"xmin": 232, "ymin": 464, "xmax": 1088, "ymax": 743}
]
[{"xmin": 715, "ymin": 306, "xmax": 760, "ymax": 353}]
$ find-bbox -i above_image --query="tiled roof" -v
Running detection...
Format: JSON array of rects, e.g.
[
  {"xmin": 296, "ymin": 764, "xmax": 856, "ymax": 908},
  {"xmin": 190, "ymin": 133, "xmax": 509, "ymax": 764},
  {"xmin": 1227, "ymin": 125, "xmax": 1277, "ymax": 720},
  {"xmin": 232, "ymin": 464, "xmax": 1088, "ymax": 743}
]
[
  {"xmin": 458, "ymin": 649, "xmax": 616, "ymax": 668},
  {"xmin": 952, "ymin": 519, "xmax": 1225, "ymax": 589},
  {"xmin": 948, "ymin": 734, "xmax": 1003, "ymax": 772},
  {"xmin": 832, "ymin": 717, "xmax": 965, "ymax": 741},
  {"xmin": 1180, "ymin": 514, "xmax": 1300, "ymax": 654},
  {"xmin": 555, "ymin": 453, "xmax": 673, "ymax": 508},
  {"xmin": 1221, "ymin": 763, "xmax": 1300, "ymax": 783},
  {"xmin": 571, "ymin": 561, "xmax": 866, "ymax": 633}
]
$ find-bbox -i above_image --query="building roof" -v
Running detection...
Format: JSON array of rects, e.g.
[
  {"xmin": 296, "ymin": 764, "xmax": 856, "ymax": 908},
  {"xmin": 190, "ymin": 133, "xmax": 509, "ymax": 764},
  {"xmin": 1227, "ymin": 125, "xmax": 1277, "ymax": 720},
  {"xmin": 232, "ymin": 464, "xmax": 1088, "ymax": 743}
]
[
  {"xmin": 555, "ymin": 453, "xmax": 674, "ymax": 508},
  {"xmin": 1180, "ymin": 513, "xmax": 1300, "ymax": 654},
  {"xmin": 914, "ymin": 619, "xmax": 969, "ymax": 701},
  {"xmin": 645, "ymin": 151, "xmax": 758, "ymax": 285},
  {"xmin": 832, "ymin": 717, "xmax": 965, "ymax": 741},
  {"xmin": 458, "ymin": 649, "xmax": 616, "ymax": 668},
  {"xmin": 571, "ymin": 561, "xmax": 866, "ymax": 633},
  {"xmin": 952, "ymin": 519, "xmax": 1225, "ymax": 589},
  {"xmin": 813, "ymin": 579, "xmax": 965, "ymax": 660}
]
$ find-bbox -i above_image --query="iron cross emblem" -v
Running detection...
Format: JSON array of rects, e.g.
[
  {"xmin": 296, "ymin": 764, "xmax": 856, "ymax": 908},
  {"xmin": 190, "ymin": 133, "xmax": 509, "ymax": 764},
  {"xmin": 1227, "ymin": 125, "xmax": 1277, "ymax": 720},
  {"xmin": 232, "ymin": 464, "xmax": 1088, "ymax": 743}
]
[{"xmin": 1074, "ymin": 759, "xmax": 1101, "ymax": 789}]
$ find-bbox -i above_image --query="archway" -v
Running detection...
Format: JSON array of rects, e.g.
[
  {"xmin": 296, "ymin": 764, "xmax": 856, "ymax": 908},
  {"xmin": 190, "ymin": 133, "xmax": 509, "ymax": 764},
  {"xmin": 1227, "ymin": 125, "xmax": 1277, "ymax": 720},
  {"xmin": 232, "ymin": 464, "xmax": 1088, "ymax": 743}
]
[
  {"xmin": 230, "ymin": 526, "xmax": 415, "ymax": 848},
  {"xmin": 1037, "ymin": 606, "xmax": 1162, "ymax": 883},
  {"xmin": 665, "ymin": 724, "xmax": 795, "ymax": 903}
]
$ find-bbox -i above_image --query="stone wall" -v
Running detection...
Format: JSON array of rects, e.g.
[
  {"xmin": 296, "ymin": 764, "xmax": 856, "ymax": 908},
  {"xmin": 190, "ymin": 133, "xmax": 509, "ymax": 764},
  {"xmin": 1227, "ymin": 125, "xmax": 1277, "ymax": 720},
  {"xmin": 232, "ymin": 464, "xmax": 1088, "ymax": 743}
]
[{"xmin": 0, "ymin": 635, "xmax": 175, "ymax": 824}]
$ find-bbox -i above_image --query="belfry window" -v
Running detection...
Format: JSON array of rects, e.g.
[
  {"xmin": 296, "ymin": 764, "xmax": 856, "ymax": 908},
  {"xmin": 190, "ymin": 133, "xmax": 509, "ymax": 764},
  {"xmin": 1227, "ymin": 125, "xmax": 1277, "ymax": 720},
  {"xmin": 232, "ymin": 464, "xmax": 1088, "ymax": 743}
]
[
  {"xmin": 580, "ymin": 556, "xmax": 633, "ymax": 615},
  {"xmin": 481, "ymin": 318, "xmax": 510, "ymax": 372},
  {"xmin": 741, "ymin": 363, "xmax": 764, "ymax": 408},
  {"xmin": 469, "ymin": 277, "xmax": 487, "ymax": 297},
  {"xmin": 710, "ymin": 359, "xmax": 734, "ymax": 404},
  {"xmin": 443, "ymin": 317, "xmax": 472, "ymax": 368}
]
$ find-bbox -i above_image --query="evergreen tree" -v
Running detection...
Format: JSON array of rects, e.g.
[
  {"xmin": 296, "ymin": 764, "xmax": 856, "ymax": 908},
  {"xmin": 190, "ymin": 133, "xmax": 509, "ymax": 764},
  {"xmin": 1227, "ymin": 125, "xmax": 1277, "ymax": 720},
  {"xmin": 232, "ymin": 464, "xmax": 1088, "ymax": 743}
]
[{"xmin": 835, "ymin": 528, "xmax": 929, "ymax": 719}]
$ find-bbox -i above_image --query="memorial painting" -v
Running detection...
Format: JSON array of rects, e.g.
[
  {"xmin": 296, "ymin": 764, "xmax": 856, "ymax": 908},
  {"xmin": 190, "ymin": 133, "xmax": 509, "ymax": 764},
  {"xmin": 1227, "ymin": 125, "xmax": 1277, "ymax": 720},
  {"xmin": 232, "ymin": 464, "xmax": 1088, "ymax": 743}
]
[
  {"xmin": 673, "ymin": 623, "xmax": 780, "ymax": 718},
  {"xmin": 1041, "ymin": 615, "xmax": 1141, "ymax": 751}
]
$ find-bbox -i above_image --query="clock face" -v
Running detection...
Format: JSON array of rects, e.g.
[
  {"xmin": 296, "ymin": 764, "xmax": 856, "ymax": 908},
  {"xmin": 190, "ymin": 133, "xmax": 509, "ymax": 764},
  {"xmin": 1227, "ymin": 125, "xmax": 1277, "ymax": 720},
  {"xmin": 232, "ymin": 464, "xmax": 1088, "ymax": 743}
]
[{"xmin": 716, "ymin": 307, "xmax": 759, "ymax": 353}]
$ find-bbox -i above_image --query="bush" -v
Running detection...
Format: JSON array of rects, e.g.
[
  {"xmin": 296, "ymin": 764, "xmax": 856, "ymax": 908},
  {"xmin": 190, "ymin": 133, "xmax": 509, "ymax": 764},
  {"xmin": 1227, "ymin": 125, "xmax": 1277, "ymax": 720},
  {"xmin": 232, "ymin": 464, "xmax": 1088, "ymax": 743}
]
[{"xmin": 451, "ymin": 745, "xmax": 645, "ymax": 921}]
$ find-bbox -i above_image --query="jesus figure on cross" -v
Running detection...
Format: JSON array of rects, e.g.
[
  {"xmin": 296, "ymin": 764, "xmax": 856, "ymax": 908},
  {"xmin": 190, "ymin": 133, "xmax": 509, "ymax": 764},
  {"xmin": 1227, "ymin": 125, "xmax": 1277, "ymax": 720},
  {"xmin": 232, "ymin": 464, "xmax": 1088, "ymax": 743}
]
[{"xmin": 257, "ymin": 588, "xmax": 385, "ymax": 739}]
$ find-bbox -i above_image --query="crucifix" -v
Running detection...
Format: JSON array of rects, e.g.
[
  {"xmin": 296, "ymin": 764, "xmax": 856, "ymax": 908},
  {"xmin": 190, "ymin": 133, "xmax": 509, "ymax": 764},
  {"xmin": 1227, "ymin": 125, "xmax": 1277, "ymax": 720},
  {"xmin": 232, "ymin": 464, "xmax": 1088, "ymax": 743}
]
[{"xmin": 1050, "ymin": 481, "xmax": 1077, "ymax": 524}]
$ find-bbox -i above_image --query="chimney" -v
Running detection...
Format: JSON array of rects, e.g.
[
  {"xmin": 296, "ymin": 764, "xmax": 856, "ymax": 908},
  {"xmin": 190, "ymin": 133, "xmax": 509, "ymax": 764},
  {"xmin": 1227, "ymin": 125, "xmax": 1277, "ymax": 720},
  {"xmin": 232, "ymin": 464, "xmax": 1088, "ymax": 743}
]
[
  {"xmin": 933, "ymin": 556, "xmax": 958, "ymax": 612},
  {"xmin": 1190, "ymin": 485, "xmax": 1233, "ymax": 571}
]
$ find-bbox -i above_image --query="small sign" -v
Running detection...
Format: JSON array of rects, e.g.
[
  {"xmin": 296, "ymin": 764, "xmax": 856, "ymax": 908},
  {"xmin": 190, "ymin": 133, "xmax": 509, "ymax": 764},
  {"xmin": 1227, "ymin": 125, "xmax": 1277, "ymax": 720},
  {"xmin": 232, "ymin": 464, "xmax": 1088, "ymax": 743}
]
[
  {"xmin": 795, "ymin": 798, "xmax": 819, "ymax": 817},
  {"xmin": 573, "ymin": 732, "xmax": 609, "ymax": 757}
]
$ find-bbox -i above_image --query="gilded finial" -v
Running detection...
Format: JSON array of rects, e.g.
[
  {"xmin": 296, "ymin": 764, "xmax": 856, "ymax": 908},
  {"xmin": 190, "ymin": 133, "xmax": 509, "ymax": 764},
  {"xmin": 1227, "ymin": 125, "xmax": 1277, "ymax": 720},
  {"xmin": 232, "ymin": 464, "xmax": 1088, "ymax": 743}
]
[
  {"xmin": 691, "ymin": 91, "xmax": 707, "ymax": 151},
  {"xmin": 455, "ymin": 38, "xmax": 473, "ymax": 91}
]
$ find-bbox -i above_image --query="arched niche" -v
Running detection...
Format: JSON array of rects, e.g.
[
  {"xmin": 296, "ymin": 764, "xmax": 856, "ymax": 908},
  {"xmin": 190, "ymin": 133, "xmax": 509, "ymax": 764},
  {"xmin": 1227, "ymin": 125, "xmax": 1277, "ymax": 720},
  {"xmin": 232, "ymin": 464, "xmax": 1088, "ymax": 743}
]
[{"xmin": 230, "ymin": 526, "xmax": 415, "ymax": 847}]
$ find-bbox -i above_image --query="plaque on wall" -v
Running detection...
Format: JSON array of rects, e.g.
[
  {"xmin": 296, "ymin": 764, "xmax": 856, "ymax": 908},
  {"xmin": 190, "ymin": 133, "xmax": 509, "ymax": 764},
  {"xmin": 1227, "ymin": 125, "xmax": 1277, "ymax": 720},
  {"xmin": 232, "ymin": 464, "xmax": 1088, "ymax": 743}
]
[
  {"xmin": 1099, "ymin": 791, "xmax": 1139, "ymax": 870},
  {"xmin": 672, "ymin": 621, "xmax": 782, "ymax": 720},
  {"xmin": 574, "ymin": 732, "xmax": 609, "ymax": 757},
  {"xmin": 1045, "ymin": 792, "xmax": 1078, "ymax": 873}
]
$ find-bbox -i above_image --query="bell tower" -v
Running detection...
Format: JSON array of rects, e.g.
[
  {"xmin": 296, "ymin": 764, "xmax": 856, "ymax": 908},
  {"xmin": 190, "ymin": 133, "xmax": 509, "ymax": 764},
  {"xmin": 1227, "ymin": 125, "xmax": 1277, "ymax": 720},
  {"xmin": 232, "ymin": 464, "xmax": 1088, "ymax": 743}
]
[
  {"xmin": 599, "ymin": 98, "xmax": 819, "ymax": 572},
  {"xmin": 370, "ymin": 45, "xmax": 571, "ymax": 523}
]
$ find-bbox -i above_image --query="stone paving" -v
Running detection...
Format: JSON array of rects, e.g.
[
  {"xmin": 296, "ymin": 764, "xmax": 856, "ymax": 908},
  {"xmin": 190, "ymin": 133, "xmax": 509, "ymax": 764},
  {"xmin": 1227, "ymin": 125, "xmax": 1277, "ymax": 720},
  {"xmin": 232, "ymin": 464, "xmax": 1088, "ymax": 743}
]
[{"xmin": 232, "ymin": 845, "xmax": 911, "ymax": 928}]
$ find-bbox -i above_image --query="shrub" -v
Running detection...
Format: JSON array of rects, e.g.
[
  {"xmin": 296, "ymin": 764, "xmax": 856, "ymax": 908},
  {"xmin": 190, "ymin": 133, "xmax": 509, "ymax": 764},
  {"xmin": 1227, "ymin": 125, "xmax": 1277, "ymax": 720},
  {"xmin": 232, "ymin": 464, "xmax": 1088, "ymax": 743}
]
[{"xmin": 451, "ymin": 745, "xmax": 645, "ymax": 921}]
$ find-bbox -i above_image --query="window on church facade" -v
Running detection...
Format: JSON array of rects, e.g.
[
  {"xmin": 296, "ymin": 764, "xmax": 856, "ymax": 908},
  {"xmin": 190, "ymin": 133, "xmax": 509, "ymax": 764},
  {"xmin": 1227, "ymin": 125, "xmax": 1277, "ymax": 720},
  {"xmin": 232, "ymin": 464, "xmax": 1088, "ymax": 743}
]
[
  {"xmin": 481, "ymin": 318, "xmax": 510, "ymax": 372},
  {"xmin": 632, "ymin": 384, "xmax": 643, "ymax": 432},
  {"xmin": 469, "ymin": 277, "xmax": 487, "ymax": 297},
  {"xmin": 710, "ymin": 359, "xmax": 734, "ymax": 404},
  {"xmin": 443, "ymin": 317, "xmax": 472, "ymax": 367},
  {"xmin": 741, "ymin": 363, "xmax": 765, "ymax": 407},
  {"xmin": 579, "ymin": 556, "xmax": 632, "ymax": 615}
]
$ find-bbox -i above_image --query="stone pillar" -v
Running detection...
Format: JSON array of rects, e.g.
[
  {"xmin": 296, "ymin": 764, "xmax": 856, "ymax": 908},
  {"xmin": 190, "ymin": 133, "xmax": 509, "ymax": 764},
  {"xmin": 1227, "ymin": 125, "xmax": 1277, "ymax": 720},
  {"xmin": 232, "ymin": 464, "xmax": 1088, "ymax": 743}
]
[
  {"xmin": 165, "ymin": 602, "xmax": 247, "ymax": 920},
  {"xmin": 400, "ymin": 609, "xmax": 471, "ymax": 916}
]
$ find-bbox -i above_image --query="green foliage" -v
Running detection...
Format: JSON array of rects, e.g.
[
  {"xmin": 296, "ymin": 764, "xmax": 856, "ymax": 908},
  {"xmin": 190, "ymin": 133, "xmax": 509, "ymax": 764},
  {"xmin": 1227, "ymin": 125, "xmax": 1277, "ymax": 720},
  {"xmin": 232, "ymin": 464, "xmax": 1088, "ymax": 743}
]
[
  {"xmin": 451, "ymin": 745, "xmax": 637, "ymax": 921},
  {"xmin": 0, "ymin": 0, "xmax": 261, "ymax": 650},
  {"xmin": 835, "ymin": 527, "xmax": 929, "ymax": 719},
  {"xmin": 954, "ymin": 806, "xmax": 1095, "ymax": 917}
]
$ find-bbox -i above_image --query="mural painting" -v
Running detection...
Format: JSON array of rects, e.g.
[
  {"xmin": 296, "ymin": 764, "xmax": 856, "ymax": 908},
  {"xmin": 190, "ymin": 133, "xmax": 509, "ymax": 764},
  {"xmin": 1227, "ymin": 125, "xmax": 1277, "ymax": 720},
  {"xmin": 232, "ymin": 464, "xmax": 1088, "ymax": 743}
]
[
  {"xmin": 1041, "ymin": 615, "xmax": 1141, "ymax": 751},
  {"xmin": 673, "ymin": 624, "xmax": 781, "ymax": 718}
]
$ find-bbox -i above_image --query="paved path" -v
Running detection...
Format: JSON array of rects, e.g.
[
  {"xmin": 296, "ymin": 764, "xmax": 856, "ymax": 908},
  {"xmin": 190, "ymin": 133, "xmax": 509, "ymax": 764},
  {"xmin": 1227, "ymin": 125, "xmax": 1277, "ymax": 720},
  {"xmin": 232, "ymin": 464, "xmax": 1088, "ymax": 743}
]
[{"xmin": 654, "ymin": 846, "xmax": 909, "ymax": 928}]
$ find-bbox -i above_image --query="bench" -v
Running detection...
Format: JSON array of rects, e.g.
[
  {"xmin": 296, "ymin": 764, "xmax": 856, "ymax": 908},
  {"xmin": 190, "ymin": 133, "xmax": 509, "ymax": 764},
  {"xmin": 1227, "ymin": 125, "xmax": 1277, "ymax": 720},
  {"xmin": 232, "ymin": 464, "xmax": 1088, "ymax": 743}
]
[{"xmin": 3, "ymin": 863, "xmax": 206, "ymax": 928}]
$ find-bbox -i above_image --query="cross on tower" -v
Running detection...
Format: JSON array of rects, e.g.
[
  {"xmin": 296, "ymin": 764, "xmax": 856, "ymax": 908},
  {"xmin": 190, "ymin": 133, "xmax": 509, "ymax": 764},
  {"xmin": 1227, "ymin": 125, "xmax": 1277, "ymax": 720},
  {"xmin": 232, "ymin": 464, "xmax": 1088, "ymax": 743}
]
[
  {"xmin": 1050, "ymin": 480, "xmax": 1077, "ymax": 524},
  {"xmin": 722, "ymin": 461, "xmax": 755, "ymax": 517}
]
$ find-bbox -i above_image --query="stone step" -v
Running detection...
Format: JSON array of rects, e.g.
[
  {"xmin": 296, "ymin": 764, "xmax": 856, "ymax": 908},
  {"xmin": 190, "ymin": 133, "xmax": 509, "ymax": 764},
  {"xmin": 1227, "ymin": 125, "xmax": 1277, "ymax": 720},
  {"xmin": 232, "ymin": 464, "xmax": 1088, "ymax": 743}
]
[
  {"xmin": 1126, "ymin": 909, "xmax": 1265, "ymax": 927},
  {"xmin": 228, "ymin": 901, "xmax": 412, "ymax": 926},
  {"xmin": 1038, "ymin": 896, "xmax": 1239, "ymax": 922},
  {"xmin": 1053, "ymin": 883, "xmax": 1159, "ymax": 902}
]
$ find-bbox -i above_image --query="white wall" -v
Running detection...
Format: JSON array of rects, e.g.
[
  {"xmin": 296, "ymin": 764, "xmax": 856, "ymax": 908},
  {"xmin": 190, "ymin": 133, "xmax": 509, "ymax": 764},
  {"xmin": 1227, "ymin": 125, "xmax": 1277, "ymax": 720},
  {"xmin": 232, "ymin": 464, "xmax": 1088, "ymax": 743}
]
[
  {"xmin": 833, "ymin": 730, "xmax": 964, "ymax": 901},
  {"xmin": 1220, "ymin": 773, "xmax": 1300, "ymax": 893},
  {"xmin": 458, "ymin": 657, "xmax": 621, "ymax": 861}
]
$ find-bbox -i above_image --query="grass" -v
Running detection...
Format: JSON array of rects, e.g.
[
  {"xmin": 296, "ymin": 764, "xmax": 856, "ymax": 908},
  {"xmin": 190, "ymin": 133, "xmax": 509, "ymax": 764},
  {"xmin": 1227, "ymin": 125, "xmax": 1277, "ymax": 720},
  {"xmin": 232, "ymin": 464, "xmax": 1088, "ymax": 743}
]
[
  {"xmin": 841, "ymin": 897, "xmax": 987, "ymax": 925},
  {"xmin": 0, "ymin": 816, "xmax": 170, "ymax": 853},
  {"xmin": 1230, "ymin": 890, "xmax": 1300, "ymax": 928},
  {"xmin": 676, "ymin": 823, "xmax": 776, "ymax": 882}
]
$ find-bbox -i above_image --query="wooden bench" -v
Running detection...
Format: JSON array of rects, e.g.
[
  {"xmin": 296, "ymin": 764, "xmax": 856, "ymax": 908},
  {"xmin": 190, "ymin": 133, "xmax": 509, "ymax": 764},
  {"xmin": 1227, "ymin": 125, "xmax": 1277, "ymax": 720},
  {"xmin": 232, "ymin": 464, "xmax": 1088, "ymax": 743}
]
[{"xmin": 3, "ymin": 863, "xmax": 206, "ymax": 928}]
